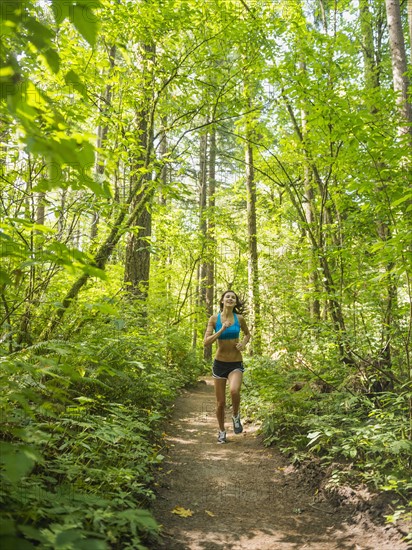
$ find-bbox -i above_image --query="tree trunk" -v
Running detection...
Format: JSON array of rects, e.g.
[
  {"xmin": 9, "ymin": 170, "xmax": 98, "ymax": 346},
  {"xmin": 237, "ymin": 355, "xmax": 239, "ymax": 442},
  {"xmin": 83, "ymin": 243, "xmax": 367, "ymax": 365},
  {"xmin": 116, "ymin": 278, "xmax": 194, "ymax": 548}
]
[
  {"xmin": 408, "ymin": 0, "xmax": 412, "ymax": 64},
  {"xmin": 197, "ymin": 127, "xmax": 208, "ymax": 347},
  {"xmin": 124, "ymin": 42, "xmax": 155, "ymax": 298},
  {"xmin": 124, "ymin": 205, "xmax": 152, "ymax": 297},
  {"xmin": 385, "ymin": 0, "xmax": 412, "ymax": 136},
  {"xmin": 204, "ymin": 125, "xmax": 216, "ymax": 361},
  {"xmin": 245, "ymin": 120, "xmax": 262, "ymax": 355},
  {"xmin": 359, "ymin": 0, "xmax": 380, "ymax": 91},
  {"xmin": 300, "ymin": 63, "xmax": 320, "ymax": 321},
  {"xmin": 158, "ymin": 115, "xmax": 168, "ymax": 206},
  {"xmin": 41, "ymin": 167, "xmax": 155, "ymax": 339},
  {"xmin": 360, "ymin": 0, "xmax": 397, "ymax": 371},
  {"xmin": 91, "ymin": 44, "xmax": 116, "ymax": 242},
  {"xmin": 35, "ymin": 191, "xmax": 45, "ymax": 226}
]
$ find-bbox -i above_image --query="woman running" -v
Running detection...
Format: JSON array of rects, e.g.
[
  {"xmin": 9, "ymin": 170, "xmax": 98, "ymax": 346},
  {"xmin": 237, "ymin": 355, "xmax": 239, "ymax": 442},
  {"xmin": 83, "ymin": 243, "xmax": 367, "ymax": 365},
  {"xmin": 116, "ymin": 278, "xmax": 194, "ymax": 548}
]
[{"xmin": 203, "ymin": 290, "xmax": 251, "ymax": 443}]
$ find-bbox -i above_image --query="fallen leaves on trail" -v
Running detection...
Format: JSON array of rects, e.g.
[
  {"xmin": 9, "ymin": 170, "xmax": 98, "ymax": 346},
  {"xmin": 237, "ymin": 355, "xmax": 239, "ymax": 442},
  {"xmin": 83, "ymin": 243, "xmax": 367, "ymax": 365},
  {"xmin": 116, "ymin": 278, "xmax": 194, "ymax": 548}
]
[
  {"xmin": 171, "ymin": 506, "xmax": 193, "ymax": 517},
  {"xmin": 205, "ymin": 510, "xmax": 215, "ymax": 517}
]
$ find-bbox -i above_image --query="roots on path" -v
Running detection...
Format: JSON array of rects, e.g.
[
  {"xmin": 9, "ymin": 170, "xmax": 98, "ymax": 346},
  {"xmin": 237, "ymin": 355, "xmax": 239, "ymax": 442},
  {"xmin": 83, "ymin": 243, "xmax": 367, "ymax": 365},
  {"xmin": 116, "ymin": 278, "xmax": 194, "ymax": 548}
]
[{"xmin": 149, "ymin": 378, "xmax": 410, "ymax": 550}]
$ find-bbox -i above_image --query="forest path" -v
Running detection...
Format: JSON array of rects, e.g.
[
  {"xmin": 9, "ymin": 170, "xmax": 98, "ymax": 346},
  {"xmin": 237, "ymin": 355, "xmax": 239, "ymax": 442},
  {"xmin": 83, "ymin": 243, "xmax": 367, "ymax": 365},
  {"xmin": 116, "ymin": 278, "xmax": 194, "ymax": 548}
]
[{"xmin": 149, "ymin": 379, "xmax": 408, "ymax": 550}]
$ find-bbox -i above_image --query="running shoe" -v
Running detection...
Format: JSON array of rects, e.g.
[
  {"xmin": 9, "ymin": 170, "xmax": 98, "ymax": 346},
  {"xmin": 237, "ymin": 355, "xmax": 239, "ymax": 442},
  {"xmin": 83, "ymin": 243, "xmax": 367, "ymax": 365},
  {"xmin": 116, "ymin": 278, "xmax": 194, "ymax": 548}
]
[
  {"xmin": 232, "ymin": 414, "xmax": 243, "ymax": 434},
  {"xmin": 217, "ymin": 430, "xmax": 227, "ymax": 443}
]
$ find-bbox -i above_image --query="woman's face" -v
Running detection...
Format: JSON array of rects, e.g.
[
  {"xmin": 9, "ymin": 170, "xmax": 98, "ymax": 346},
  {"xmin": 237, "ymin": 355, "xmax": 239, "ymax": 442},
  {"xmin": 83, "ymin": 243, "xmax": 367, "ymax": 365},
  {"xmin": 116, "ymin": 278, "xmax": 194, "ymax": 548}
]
[{"xmin": 221, "ymin": 291, "xmax": 237, "ymax": 308}]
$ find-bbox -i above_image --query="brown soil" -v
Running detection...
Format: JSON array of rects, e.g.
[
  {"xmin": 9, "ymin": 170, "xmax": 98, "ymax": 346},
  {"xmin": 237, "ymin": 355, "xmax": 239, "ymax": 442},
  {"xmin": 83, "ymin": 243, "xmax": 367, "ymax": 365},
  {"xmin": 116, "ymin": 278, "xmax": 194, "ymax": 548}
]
[{"xmin": 149, "ymin": 378, "xmax": 411, "ymax": 550}]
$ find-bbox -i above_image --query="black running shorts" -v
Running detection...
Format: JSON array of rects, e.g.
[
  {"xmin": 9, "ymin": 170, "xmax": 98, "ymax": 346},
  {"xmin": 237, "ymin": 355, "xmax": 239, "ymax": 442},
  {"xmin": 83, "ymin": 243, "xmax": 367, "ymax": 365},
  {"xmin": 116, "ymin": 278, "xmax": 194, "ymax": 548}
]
[{"xmin": 212, "ymin": 359, "xmax": 244, "ymax": 380}]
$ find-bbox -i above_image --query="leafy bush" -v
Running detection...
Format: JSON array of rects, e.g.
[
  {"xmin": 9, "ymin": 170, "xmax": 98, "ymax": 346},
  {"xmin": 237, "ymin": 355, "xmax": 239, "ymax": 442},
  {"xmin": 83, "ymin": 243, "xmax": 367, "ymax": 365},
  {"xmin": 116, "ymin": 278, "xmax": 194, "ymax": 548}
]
[
  {"xmin": 242, "ymin": 352, "xmax": 412, "ymax": 536},
  {"xmin": 0, "ymin": 298, "xmax": 204, "ymax": 549}
]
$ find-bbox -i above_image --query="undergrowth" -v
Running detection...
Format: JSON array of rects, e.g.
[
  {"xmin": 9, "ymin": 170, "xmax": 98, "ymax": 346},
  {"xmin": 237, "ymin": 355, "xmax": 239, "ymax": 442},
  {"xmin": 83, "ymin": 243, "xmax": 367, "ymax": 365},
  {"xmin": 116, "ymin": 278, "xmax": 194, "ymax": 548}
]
[
  {"xmin": 242, "ymin": 353, "xmax": 412, "ymax": 542},
  {"xmin": 0, "ymin": 299, "xmax": 204, "ymax": 549}
]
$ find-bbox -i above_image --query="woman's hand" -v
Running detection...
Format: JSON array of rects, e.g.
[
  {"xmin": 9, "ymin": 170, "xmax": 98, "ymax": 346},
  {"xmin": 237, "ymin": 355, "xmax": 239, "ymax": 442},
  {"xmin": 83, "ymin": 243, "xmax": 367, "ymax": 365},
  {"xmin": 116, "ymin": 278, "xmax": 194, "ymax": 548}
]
[{"xmin": 236, "ymin": 342, "xmax": 245, "ymax": 351}]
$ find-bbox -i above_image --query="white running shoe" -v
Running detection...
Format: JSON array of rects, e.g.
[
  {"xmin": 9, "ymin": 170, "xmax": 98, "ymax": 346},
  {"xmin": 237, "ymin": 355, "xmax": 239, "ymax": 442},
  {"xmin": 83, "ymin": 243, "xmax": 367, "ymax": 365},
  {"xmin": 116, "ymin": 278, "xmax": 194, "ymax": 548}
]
[{"xmin": 217, "ymin": 430, "xmax": 227, "ymax": 443}]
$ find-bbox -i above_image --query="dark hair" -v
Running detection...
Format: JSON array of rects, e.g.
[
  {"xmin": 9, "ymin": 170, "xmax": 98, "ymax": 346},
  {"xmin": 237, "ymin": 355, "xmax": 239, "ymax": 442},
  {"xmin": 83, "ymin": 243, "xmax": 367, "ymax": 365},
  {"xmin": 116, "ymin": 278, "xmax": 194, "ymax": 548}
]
[{"xmin": 219, "ymin": 290, "xmax": 245, "ymax": 314}]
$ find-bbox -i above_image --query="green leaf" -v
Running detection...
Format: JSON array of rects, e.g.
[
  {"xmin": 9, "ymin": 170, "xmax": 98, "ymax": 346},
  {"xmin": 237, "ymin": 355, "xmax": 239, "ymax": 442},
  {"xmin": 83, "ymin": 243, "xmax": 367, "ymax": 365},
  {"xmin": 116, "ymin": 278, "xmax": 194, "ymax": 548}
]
[
  {"xmin": 82, "ymin": 175, "xmax": 113, "ymax": 198},
  {"xmin": 64, "ymin": 70, "xmax": 87, "ymax": 98},
  {"xmin": 0, "ymin": 268, "xmax": 12, "ymax": 285},
  {"xmin": 17, "ymin": 525, "xmax": 47, "ymax": 544},
  {"xmin": 0, "ymin": 60, "xmax": 19, "ymax": 98},
  {"xmin": 75, "ymin": 540, "xmax": 107, "ymax": 550},
  {"xmin": 81, "ymin": 263, "xmax": 108, "ymax": 280},
  {"xmin": 55, "ymin": 528, "xmax": 83, "ymax": 545},
  {"xmin": 391, "ymin": 193, "xmax": 412, "ymax": 208},
  {"xmin": 0, "ymin": 444, "xmax": 41, "ymax": 482},
  {"xmin": 0, "ymin": 231, "xmax": 26, "ymax": 259},
  {"xmin": 0, "ymin": 519, "xmax": 16, "ymax": 536},
  {"xmin": 43, "ymin": 48, "xmax": 60, "ymax": 73},
  {"xmin": 25, "ymin": 16, "xmax": 54, "ymax": 41},
  {"xmin": 0, "ymin": 536, "xmax": 37, "ymax": 550},
  {"xmin": 51, "ymin": 0, "xmax": 71, "ymax": 24},
  {"xmin": 72, "ymin": 3, "xmax": 100, "ymax": 47}
]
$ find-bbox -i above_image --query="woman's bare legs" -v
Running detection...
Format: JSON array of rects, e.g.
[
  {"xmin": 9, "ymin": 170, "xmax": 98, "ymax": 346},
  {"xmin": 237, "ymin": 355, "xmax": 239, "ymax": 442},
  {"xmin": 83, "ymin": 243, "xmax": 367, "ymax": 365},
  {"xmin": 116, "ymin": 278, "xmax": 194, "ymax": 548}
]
[
  {"xmin": 228, "ymin": 370, "xmax": 243, "ymax": 417},
  {"xmin": 214, "ymin": 378, "xmax": 227, "ymax": 431}
]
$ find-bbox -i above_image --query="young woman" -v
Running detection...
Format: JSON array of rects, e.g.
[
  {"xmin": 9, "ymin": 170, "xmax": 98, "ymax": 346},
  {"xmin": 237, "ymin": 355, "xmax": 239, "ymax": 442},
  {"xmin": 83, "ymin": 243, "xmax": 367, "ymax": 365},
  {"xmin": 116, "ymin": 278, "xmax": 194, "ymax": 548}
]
[{"xmin": 203, "ymin": 290, "xmax": 251, "ymax": 443}]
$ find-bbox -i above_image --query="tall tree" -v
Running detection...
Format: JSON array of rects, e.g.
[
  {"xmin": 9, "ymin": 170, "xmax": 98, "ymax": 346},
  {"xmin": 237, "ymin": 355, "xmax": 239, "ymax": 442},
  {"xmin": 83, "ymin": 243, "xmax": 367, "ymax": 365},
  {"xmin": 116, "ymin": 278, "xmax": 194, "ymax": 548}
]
[
  {"xmin": 196, "ymin": 126, "xmax": 208, "ymax": 349},
  {"xmin": 124, "ymin": 42, "xmax": 155, "ymax": 298},
  {"xmin": 385, "ymin": 0, "xmax": 412, "ymax": 136},
  {"xmin": 244, "ymin": 111, "xmax": 262, "ymax": 355},
  {"xmin": 91, "ymin": 44, "xmax": 116, "ymax": 242},
  {"xmin": 204, "ymin": 125, "xmax": 217, "ymax": 361},
  {"xmin": 408, "ymin": 0, "xmax": 412, "ymax": 64}
]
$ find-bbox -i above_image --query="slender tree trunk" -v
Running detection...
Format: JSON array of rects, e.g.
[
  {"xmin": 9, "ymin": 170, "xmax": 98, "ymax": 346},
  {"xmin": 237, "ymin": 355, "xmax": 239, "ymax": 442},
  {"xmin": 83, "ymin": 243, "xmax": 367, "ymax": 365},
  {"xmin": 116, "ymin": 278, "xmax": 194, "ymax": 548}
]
[
  {"xmin": 197, "ymin": 127, "xmax": 209, "ymax": 349},
  {"xmin": 245, "ymin": 120, "xmax": 261, "ymax": 355},
  {"xmin": 385, "ymin": 0, "xmax": 412, "ymax": 136},
  {"xmin": 303, "ymin": 174, "xmax": 320, "ymax": 321},
  {"xmin": 16, "ymin": 158, "xmax": 35, "ymax": 346},
  {"xmin": 41, "ymin": 164, "xmax": 155, "ymax": 340},
  {"xmin": 35, "ymin": 191, "xmax": 45, "ymax": 226},
  {"xmin": 124, "ymin": 43, "xmax": 155, "ymax": 298},
  {"xmin": 360, "ymin": 0, "xmax": 397, "ymax": 370},
  {"xmin": 91, "ymin": 44, "xmax": 116, "ymax": 242},
  {"xmin": 193, "ymin": 265, "xmax": 200, "ymax": 349},
  {"xmin": 204, "ymin": 125, "xmax": 216, "ymax": 361},
  {"xmin": 359, "ymin": 0, "xmax": 380, "ymax": 91},
  {"xmin": 408, "ymin": 0, "xmax": 412, "ymax": 64},
  {"xmin": 156, "ymin": 117, "xmax": 171, "ymax": 304},
  {"xmin": 159, "ymin": 115, "xmax": 168, "ymax": 206},
  {"xmin": 300, "ymin": 63, "xmax": 320, "ymax": 321}
]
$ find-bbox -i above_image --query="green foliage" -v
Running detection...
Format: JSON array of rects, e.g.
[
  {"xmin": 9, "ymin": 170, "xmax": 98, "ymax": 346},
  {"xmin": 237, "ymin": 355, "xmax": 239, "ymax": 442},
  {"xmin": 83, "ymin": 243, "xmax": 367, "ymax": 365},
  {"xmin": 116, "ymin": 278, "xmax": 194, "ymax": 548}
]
[
  {"xmin": 243, "ymin": 353, "xmax": 412, "ymax": 535},
  {"xmin": 0, "ymin": 295, "xmax": 204, "ymax": 549},
  {"xmin": 2, "ymin": 0, "xmax": 412, "ymax": 544}
]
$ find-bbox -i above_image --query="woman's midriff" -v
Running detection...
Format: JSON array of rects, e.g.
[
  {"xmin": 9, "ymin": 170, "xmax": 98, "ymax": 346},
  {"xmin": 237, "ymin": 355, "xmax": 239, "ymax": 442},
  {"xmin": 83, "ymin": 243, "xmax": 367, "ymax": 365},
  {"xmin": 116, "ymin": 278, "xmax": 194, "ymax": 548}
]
[{"xmin": 215, "ymin": 339, "xmax": 242, "ymax": 362}]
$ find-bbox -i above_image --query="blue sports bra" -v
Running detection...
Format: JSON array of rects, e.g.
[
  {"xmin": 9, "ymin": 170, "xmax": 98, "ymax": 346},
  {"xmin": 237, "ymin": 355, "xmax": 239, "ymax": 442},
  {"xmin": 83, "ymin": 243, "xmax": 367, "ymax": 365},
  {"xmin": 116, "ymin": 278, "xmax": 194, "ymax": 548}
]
[{"xmin": 215, "ymin": 312, "xmax": 240, "ymax": 340}]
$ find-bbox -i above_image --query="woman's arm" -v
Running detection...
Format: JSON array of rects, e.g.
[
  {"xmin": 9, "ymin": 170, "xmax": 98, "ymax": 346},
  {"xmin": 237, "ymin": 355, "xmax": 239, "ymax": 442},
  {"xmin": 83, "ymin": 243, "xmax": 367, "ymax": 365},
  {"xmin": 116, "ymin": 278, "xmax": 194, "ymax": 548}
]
[
  {"xmin": 235, "ymin": 315, "xmax": 251, "ymax": 351},
  {"xmin": 203, "ymin": 315, "xmax": 228, "ymax": 346}
]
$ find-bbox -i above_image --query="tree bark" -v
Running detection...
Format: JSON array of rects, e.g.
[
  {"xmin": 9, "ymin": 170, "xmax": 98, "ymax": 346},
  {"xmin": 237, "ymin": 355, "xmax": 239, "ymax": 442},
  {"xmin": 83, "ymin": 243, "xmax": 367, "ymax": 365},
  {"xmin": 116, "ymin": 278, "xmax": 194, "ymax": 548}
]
[
  {"xmin": 408, "ymin": 0, "xmax": 412, "ymax": 64},
  {"xmin": 197, "ymin": 127, "xmax": 208, "ymax": 348},
  {"xmin": 359, "ymin": 0, "xmax": 380, "ymax": 91},
  {"xmin": 385, "ymin": 0, "xmax": 412, "ymax": 136},
  {"xmin": 245, "ymin": 118, "xmax": 262, "ymax": 355},
  {"xmin": 204, "ymin": 125, "xmax": 216, "ymax": 361},
  {"xmin": 300, "ymin": 61, "xmax": 320, "ymax": 321},
  {"xmin": 124, "ymin": 42, "xmax": 155, "ymax": 298},
  {"xmin": 158, "ymin": 115, "xmax": 168, "ymax": 206},
  {"xmin": 91, "ymin": 44, "xmax": 116, "ymax": 242},
  {"xmin": 360, "ymin": 0, "xmax": 397, "ymax": 370}
]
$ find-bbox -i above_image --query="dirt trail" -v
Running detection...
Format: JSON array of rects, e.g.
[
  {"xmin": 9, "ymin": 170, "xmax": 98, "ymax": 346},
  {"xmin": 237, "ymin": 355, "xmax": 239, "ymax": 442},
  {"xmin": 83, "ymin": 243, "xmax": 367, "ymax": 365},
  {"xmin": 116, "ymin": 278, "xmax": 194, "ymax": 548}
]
[{"xmin": 150, "ymin": 379, "xmax": 409, "ymax": 550}]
